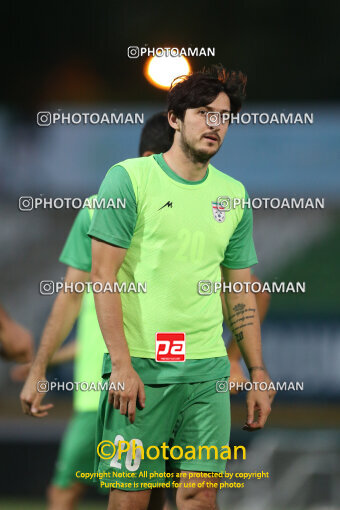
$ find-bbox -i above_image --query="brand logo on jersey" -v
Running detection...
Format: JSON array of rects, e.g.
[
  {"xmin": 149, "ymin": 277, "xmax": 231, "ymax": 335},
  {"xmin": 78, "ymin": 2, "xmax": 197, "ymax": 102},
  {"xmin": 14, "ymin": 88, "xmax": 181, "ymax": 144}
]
[
  {"xmin": 212, "ymin": 202, "xmax": 225, "ymax": 222},
  {"xmin": 158, "ymin": 201, "xmax": 173, "ymax": 210},
  {"xmin": 155, "ymin": 332, "xmax": 186, "ymax": 362}
]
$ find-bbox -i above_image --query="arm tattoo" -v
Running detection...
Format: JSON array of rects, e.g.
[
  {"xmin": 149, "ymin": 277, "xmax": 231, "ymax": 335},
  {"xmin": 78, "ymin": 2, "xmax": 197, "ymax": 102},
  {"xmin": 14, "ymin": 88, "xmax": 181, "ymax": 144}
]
[
  {"xmin": 227, "ymin": 303, "xmax": 255, "ymax": 342},
  {"xmin": 235, "ymin": 332, "xmax": 244, "ymax": 342}
]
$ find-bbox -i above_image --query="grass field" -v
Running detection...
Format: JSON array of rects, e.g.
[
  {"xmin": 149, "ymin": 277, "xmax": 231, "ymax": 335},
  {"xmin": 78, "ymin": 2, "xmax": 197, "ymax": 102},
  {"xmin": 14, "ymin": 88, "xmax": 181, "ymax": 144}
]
[
  {"xmin": 0, "ymin": 501, "xmax": 107, "ymax": 510},
  {"xmin": 0, "ymin": 501, "xmax": 299, "ymax": 510}
]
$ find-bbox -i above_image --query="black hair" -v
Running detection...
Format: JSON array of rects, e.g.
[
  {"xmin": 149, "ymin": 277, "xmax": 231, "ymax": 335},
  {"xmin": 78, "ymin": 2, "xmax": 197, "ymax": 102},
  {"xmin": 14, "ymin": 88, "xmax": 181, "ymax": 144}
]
[
  {"xmin": 138, "ymin": 111, "xmax": 172, "ymax": 156},
  {"xmin": 167, "ymin": 64, "xmax": 247, "ymax": 138}
]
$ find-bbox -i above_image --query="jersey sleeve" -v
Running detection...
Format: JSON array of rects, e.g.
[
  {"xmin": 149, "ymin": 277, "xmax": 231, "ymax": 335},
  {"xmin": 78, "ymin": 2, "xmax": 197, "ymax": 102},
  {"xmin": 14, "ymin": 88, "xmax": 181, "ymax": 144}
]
[
  {"xmin": 59, "ymin": 207, "xmax": 92, "ymax": 272},
  {"xmin": 88, "ymin": 165, "xmax": 137, "ymax": 248},
  {"xmin": 221, "ymin": 189, "xmax": 258, "ymax": 269}
]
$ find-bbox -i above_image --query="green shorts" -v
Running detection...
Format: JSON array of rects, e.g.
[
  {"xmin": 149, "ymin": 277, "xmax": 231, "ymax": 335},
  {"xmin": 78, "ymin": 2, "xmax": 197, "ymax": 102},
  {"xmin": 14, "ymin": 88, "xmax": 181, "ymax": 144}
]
[
  {"xmin": 95, "ymin": 377, "xmax": 230, "ymax": 491},
  {"xmin": 52, "ymin": 411, "xmax": 97, "ymax": 488}
]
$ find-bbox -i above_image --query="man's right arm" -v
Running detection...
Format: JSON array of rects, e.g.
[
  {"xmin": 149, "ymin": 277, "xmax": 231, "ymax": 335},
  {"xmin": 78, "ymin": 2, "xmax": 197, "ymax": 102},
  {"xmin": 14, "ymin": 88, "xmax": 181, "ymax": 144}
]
[
  {"xmin": 88, "ymin": 164, "xmax": 144, "ymax": 423},
  {"xmin": 91, "ymin": 238, "xmax": 145, "ymax": 424},
  {"xmin": 20, "ymin": 266, "xmax": 88, "ymax": 417}
]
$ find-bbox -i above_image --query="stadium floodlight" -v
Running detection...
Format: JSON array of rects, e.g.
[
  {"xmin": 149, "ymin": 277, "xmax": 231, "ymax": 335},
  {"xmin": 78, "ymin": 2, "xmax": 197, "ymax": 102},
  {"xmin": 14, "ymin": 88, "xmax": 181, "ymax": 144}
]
[{"xmin": 144, "ymin": 53, "xmax": 191, "ymax": 90}]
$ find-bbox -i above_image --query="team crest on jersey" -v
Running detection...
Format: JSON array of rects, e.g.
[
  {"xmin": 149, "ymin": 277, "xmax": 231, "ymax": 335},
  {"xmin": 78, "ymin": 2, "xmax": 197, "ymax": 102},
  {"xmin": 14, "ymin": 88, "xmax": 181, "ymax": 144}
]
[{"xmin": 212, "ymin": 202, "xmax": 226, "ymax": 222}]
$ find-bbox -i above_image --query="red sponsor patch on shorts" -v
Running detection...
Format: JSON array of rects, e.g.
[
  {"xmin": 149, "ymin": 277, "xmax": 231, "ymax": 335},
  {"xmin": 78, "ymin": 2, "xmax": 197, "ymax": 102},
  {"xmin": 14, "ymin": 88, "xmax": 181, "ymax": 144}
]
[{"xmin": 155, "ymin": 332, "xmax": 186, "ymax": 362}]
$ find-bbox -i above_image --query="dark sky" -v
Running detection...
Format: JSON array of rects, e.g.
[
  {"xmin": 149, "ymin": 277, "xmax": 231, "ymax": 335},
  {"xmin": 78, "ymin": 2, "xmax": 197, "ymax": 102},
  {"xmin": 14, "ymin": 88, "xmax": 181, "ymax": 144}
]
[{"xmin": 2, "ymin": 0, "xmax": 339, "ymax": 111}]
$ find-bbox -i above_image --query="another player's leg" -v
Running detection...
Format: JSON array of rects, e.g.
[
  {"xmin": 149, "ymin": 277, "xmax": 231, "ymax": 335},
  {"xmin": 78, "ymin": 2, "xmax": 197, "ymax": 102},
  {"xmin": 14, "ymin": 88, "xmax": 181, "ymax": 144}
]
[
  {"xmin": 49, "ymin": 412, "xmax": 97, "ymax": 510},
  {"xmin": 47, "ymin": 483, "xmax": 86, "ymax": 510}
]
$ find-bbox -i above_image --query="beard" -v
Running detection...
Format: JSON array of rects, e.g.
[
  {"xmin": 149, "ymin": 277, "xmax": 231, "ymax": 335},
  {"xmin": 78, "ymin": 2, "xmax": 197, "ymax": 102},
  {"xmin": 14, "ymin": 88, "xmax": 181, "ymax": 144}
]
[{"xmin": 179, "ymin": 130, "xmax": 220, "ymax": 165}]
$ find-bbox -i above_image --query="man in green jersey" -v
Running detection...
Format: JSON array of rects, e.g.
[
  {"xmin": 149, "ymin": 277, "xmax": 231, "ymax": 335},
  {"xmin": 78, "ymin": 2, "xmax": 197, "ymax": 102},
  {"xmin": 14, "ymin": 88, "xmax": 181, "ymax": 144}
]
[
  {"xmin": 20, "ymin": 112, "xmax": 173, "ymax": 510},
  {"xmin": 89, "ymin": 65, "xmax": 272, "ymax": 510}
]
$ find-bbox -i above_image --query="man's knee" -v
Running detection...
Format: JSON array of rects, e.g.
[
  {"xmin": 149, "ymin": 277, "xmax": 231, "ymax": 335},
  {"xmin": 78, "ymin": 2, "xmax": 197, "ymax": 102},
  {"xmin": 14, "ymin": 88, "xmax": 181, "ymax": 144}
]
[
  {"xmin": 177, "ymin": 488, "xmax": 217, "ymax": 510},
  {"xmin": 108, "ymin": 488, "xmax": 151, "ymax": 510}
]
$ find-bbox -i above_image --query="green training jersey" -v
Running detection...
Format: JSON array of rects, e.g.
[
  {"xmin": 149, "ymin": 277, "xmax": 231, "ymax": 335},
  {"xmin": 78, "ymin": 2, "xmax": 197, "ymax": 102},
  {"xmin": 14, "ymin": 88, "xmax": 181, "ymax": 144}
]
[
  {"xmin": 59, "ymin": 201, "xmax": 106, "ymax": 412},
  {"xmin": 61, "ymin": 197, "xmax": 232, "ymax": 388},
  {"xmin": 88, "ymin": 154, "xmax": 257, "ymax": 374}
]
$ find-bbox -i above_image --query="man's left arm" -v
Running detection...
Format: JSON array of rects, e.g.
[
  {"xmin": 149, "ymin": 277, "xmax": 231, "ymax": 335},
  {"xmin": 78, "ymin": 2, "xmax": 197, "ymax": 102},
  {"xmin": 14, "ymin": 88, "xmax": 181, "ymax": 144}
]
[
  {"xmin": 223, "ymin": 273, "xmax": 276, "ymax": 402},
  {"xmin": 222, "ymin": 265, "xmax": 271, "ymax": 431}
]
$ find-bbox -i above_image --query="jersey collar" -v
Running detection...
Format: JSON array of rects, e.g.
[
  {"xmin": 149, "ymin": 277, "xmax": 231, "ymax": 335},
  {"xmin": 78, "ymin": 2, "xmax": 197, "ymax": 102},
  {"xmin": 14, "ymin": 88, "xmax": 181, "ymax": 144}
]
[{"xmin": 153, "ymin": 153, "xmax": 209, "ymax": 185}]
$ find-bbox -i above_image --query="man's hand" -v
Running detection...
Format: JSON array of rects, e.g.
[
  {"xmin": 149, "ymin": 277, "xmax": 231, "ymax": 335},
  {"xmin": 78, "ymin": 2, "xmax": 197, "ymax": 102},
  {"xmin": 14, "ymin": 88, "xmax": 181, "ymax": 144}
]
[
  {"xmin": 109, "ymin": 363, "xmax": 145, "ymax": 424},
  {"xmin": 229, "ymin": 360, "xmax": 248, "ymax": 395},
  {"xmin": 242, "ymin": 368, "xmax": 271, "ymax": 432},
  {"xmin": 264, "ymin": 372, "xmax": 277, "ymax": 405},
  {"xmin": 20, "ymin": 368, "xmax": 54, "ymax": 418}
]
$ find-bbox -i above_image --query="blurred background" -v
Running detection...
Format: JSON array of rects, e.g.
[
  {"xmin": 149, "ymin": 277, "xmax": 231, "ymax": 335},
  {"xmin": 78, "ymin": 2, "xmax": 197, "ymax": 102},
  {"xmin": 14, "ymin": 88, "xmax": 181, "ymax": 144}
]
[{"xmin": 0, "ymin": 1, "xmax": 339, "ymax": 509}]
